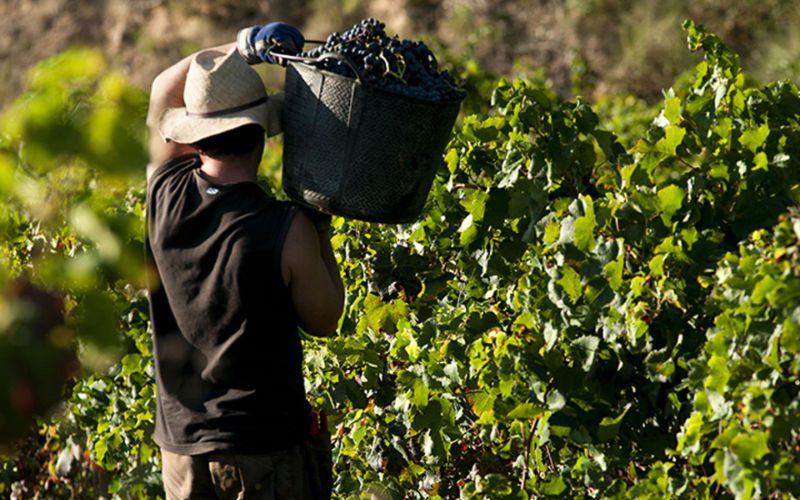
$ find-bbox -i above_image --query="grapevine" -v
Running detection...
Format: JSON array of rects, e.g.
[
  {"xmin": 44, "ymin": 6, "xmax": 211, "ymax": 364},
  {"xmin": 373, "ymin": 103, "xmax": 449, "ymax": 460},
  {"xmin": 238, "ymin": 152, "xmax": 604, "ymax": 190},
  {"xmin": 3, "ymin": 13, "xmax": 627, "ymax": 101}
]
[{"xmin": 2, "ymin": 21, "xmax": 800, "ymax": 499}]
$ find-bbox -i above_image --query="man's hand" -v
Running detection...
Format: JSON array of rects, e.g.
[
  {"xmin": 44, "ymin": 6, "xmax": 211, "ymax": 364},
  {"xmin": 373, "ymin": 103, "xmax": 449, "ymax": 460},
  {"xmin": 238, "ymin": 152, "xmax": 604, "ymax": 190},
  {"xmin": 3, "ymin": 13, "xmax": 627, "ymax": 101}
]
[{"xmin": 237, "ymin": 22, "xmax": 304, "ymax": 65}]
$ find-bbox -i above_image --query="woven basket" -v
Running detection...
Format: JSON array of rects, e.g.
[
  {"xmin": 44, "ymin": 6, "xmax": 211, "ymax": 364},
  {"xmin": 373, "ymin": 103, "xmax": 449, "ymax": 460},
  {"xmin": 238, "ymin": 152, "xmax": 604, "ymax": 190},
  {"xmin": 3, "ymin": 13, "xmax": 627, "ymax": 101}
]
[{"xmin": 281, "ymin": 61, "xmax": 463, "ymax": 223}]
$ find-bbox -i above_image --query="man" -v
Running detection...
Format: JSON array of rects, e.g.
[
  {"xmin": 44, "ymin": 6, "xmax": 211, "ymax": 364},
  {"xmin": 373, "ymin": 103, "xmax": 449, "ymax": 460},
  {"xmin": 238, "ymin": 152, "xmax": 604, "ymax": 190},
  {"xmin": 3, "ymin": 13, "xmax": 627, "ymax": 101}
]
[{"xmin": 145, "ymin": 22, "xmax": 344, "ymax": 499}]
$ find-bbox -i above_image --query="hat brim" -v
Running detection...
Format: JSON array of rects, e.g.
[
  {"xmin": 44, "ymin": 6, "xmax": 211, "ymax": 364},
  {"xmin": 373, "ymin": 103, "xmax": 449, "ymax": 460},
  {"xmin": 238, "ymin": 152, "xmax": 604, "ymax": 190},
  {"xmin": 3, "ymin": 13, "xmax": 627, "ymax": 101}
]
[{"xmin": 158, "ymin": 93, "xmax": 283, "ymax": 144}]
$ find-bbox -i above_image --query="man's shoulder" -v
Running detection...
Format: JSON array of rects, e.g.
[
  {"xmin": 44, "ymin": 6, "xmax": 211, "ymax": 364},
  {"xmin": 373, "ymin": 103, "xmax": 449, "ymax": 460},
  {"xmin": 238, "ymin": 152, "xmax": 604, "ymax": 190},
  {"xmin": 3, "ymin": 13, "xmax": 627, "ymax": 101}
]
[
  {"xmin": 148, "ymin": 154, "xmax": 200, "ymax": 187},
  {"xmin": 255, "ymin": 199, "xmax": 298, "ymax": 234},
  {"xmin": 268, "ymin": 198, "xmax": 298, "ymax": 214}
]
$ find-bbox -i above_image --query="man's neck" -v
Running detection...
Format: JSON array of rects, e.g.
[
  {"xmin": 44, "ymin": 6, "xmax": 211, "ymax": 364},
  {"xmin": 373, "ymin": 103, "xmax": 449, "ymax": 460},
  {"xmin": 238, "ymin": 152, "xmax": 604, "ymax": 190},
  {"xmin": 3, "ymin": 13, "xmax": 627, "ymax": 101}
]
[{"xmin": 198, "ymin": 154, "xmax": 259, "ymax": 184}]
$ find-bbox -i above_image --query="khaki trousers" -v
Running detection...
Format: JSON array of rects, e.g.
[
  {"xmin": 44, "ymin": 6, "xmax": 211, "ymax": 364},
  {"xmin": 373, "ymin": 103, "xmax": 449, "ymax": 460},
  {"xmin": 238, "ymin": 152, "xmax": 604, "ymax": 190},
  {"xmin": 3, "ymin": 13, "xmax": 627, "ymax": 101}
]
[{"xmin": 161, "ymin": 445, "xmax": 314, "ymax": 500}]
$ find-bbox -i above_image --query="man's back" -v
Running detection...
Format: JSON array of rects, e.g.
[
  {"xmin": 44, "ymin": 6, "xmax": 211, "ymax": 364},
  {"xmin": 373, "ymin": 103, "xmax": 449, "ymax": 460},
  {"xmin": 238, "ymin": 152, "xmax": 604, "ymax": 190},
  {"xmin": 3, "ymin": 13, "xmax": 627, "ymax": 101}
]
[
  {"xmin": 146, "ymin": 42, "xmax": 343, "ymax": 499},
  {"xmin": 147, "ymin": 155, "xmax": 310, "ymax": 455}
]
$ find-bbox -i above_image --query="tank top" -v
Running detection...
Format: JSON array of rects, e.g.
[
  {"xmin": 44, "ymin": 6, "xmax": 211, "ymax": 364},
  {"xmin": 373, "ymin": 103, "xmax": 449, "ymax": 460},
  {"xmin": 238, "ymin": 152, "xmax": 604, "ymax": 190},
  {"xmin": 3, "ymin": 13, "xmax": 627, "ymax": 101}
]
[{"xmin": 145, "ymin": 155, "xmax": 309, "ymax": 455}]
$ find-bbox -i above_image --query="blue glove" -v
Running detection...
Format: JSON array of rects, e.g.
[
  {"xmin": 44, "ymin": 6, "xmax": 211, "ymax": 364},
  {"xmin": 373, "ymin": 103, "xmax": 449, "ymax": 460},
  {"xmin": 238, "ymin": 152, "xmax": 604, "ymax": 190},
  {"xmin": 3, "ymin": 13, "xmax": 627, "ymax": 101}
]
[{"xmin": 237, "ymin": 22, "xmax": 304, "ymax": 65}]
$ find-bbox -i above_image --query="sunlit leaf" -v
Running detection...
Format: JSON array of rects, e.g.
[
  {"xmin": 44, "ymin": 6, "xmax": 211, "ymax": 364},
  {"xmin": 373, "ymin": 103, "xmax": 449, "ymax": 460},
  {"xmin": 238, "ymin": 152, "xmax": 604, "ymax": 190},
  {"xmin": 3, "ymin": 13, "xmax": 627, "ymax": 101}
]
[
  {"xmin": 574, "ymin": 195, "xmax": 597, "ymax": 252},
  {"xmin": 730, "ymin": 431, "xmax": 769, "ymax": 463},
  {"xmin": 557, "ymin": 264, "xmax": 582, "ymax": 302},
  {"xmin": 657, "ymin": 184, "xmax": 685, "ymax": 226},
  {"xmin": 656, "ymin": 125, "xmax": 686, "ymax": 155},
  {"xmin": 738, "ymin": 123, "xmax": 769, "ymax": 153}
]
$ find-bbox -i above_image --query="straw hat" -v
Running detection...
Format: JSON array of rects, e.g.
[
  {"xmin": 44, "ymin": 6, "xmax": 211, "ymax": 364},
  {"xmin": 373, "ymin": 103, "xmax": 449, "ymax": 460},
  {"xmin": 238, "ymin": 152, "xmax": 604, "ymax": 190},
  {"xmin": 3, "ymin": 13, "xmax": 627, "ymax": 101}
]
[{"xmin": 158, "ymin": 48, "xmax": 282, "ymax": 144}]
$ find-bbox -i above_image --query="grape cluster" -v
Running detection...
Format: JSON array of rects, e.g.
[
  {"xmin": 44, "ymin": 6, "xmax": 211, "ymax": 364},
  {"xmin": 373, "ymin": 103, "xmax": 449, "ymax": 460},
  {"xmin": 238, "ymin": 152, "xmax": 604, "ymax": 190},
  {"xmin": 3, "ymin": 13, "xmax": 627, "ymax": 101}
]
[{"xmin": 299, "ymin": 18, "xmax": 465, "ymax": 102}]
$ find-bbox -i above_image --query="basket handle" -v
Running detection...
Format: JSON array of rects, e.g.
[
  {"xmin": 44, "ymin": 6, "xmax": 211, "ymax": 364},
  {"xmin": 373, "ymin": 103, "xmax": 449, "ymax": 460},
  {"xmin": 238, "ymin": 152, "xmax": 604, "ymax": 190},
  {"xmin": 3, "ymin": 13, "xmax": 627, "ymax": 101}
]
[{"xmin": 269, "ymin": 51, "xmax": 364, "ymax": 84}]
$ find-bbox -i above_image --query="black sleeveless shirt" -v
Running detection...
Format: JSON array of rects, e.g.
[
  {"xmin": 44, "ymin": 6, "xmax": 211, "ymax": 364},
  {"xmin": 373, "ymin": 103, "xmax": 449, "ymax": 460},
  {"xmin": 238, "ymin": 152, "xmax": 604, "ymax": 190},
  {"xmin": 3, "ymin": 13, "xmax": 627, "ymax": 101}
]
[{"xmin": 146, "ymin": 155, "xmax": 309, "ymax": 455}]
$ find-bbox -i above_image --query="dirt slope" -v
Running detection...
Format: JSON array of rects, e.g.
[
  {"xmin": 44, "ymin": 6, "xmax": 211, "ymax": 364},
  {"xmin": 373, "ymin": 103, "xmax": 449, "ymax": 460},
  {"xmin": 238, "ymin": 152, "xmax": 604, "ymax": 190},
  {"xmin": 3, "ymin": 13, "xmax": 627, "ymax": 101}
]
[{"xmin": 0, "ymin": 0, "xmax": 797, "ymax": 106}]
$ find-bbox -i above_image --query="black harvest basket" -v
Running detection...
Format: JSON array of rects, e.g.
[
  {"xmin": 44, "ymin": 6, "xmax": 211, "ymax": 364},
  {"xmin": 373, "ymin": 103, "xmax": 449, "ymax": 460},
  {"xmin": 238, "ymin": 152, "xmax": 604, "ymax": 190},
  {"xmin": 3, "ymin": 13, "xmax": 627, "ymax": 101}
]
[{"xmin": 281, "ymin": 61, "xmax": 463, "ymax": 223}]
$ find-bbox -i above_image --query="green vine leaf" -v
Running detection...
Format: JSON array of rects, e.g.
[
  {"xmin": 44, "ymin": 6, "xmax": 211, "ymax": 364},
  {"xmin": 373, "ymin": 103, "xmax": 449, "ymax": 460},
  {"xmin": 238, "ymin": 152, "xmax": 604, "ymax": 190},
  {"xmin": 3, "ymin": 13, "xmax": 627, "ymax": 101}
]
[{"xmin": 657, "ymin": 184, "xmax": 685, "ymax": 226}]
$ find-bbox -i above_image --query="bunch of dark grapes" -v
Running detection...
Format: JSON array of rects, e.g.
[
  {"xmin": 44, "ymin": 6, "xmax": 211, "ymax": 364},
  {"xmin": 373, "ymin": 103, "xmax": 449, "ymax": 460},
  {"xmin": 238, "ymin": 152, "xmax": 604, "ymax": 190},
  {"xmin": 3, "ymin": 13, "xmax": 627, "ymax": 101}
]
[{"xmin": 300, "ymin": 18, "xmax": 466, "ymax": 102}]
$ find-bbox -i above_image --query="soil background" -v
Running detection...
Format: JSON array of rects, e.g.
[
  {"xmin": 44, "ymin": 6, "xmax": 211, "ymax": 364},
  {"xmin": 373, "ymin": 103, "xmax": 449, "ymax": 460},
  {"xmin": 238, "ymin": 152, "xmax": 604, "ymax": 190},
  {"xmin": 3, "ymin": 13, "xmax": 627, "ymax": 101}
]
[{"xmin": 1, "ymin": 0, "xmax": 799, "ymax": 105}]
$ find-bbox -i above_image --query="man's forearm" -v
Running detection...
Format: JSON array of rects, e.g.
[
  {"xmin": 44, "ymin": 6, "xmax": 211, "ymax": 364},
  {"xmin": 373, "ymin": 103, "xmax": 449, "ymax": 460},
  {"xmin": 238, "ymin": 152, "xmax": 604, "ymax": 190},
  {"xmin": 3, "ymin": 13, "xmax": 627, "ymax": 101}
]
[
  {"xmin": 147, "ymin": 42, "xmax": 237, "ymax": 129},
  {"xmin": 146, "ymin": 42, "xmax": 237, "ymax": 175}
]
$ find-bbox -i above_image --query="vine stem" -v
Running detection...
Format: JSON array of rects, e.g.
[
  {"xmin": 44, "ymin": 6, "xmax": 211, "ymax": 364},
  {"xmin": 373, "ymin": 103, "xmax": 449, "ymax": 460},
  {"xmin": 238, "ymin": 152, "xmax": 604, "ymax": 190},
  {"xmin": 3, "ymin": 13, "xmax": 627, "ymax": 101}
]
[
  {"xmin": 545, "ymin": 444, "xmax": 556, "ymax": 472},
  {"xmin": 676, "ymin": 155, "xmax": 701, "ymax": 171},
  {"xmin": 451, "ymin": 182, "xmax": 483, "ymax": 191},
  {"xmin": 520, "ymin": 418, "xmax": 539, "ymax": 489}
]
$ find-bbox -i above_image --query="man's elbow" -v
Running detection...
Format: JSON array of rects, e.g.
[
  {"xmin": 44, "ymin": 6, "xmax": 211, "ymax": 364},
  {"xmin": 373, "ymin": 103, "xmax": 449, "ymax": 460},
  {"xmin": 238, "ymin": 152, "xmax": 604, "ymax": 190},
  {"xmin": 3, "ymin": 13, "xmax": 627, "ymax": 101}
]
[
  {"xmin": 307, "ymin": 326, "xmax": 337, "ymax": 338},
  {"xmin": 305, "ymin": 321, "xmax": 338, "ymax": 338},
  {"xmin": 304, "ymin": 304, "xmax": 343, "ymax": 338}
]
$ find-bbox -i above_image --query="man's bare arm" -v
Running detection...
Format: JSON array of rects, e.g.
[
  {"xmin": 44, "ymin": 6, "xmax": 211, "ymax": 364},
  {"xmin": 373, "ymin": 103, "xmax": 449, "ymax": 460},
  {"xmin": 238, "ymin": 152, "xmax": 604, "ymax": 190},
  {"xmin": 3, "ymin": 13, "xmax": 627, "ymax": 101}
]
[
  {"xmin": 281, "ymin": 212, "xmax": 345, "ymax": 337},
  {"xmin": 145, "ymin": 43, "xmax": 236, "ymax": 180}
]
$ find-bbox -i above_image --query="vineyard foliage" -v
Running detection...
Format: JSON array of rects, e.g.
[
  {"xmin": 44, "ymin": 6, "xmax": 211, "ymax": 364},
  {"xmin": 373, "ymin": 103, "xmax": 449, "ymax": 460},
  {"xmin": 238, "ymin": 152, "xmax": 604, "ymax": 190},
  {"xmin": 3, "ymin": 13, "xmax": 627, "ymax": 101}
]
[{"xmin": 0, "ymin": 22, "xmax": 799, "ymax": 498}]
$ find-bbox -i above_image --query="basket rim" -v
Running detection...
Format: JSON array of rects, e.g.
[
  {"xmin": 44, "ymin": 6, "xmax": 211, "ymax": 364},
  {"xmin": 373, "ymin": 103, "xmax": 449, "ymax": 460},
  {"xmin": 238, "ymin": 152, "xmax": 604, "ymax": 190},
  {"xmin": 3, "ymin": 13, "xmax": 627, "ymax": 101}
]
[
  {"xmin": 285, "ymin": 188, "xmax": 425, "ymax": 224},
  {"xmin": 288, "ymin": 61, "xmax": 466, "ymax": 107}
]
